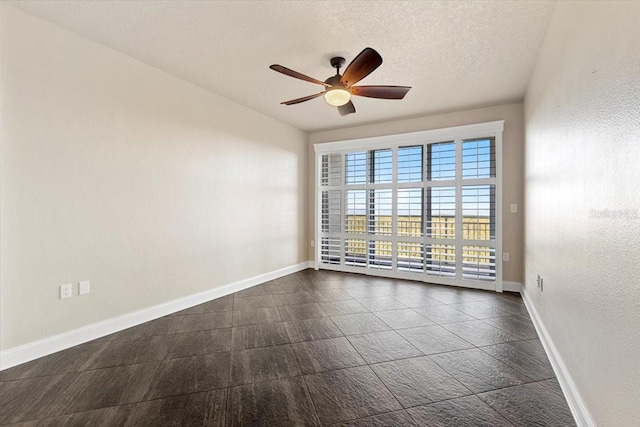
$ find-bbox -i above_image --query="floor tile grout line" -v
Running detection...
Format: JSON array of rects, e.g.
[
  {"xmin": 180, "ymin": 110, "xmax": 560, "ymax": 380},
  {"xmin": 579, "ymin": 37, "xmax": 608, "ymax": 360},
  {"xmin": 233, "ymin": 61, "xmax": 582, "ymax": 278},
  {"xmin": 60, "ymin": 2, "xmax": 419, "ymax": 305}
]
[
  {"xmin": 2, "ymin": 357, "xmax": 172, "ymax": 384},
  {"xmin": 473, "ymin": 335, "xmax": 547, "ymax": 349},
  {"xmin": 286, "ymin": 332, "xmax": 332, "ymax": 425},
  {"xmin": 297, "ymin": 373, "xmax": 324, "ymax": 426},
  {"xmin": 420, "ymin": 353, "xmax": 484, "ymax": 400},
  {"xmin": 131, "ymin": 386, "xmax": 229, "ymax": 407},
  {"xmin": 439, "ymin": 320, "xmax": 522, "ymax": 347},
  {"xmin": 361, "ymin": 352, "xmax": 556, "ymax": 412},
  {"xmin": 226, "ymin": 350, "xmax": 233, "ymax": 393},
  {"xmin": 472, "ymin": 392, "xmax": 520, "ymax": 427},
  {"xmin": 323, "ymin": 407, "xmax": 413, "ymax": 426},
  {"xmin": 369, "ymin": 308, "xmax": 435, "ymax": 329},
  {"xmin": 361, "ymin": 349, "xmax": 483, "ymax": 411},
  {"xmin": 123, "ymin": 402, "xmax": 142, "ymax": 426},
  {"xmin": 474, "ymin": 344, "xmax": 549, "ymax": 384},
  {"xmin": 341, "ymin": 335, "xmax": 406, "ymax": 416},
  {"xmin": 125, "ymin": 361, "xmax": 163, "ymax": 426},
  {"xmin": 227, "ymin": 372, "xmax": 311, "ymax": 389},
  {"xmin": 226, "ymin": 343, "xmax": 302, "ymax": 387},
  {"xmin": 427, "ymin": 346, "xmax": 539, "ymax": 394}
]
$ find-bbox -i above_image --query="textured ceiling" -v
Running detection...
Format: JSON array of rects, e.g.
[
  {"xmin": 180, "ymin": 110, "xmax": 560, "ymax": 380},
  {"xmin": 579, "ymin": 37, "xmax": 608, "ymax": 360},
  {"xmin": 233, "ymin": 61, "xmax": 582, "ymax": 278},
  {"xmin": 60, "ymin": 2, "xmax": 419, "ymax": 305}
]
[{"xmin": 6, "ymin": 1, "xmax": 556, "ymax": 132}]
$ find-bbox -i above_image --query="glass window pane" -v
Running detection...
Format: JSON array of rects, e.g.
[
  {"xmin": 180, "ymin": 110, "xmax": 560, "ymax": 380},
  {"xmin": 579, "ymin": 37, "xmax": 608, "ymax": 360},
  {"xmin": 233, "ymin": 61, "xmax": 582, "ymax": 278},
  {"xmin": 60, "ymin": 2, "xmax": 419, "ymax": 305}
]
[
  {"xmin": 398, "ymin": 146, "xmax": 423, "ymax": 183},
  {"xmin": 426, "ymin": 141, "xmax": 455, "ymax": 181},
  {"xmin": 398, "ymin": 188, "xmax": 423, "ymax": 237},
  {"xmin": 345, "ymin": 190, "xmax": 367, "ymax": 234},
  {"xmin": 462, "ymin": 185, "xmax": 496, "ymax": 241},
  {"xmin": 462, "ymin": 246, "xmax": 496, "ymax": 281},
  {"xmin": 462, "ymin": 138, "xmax": 495, "ymax": 179},
  {"xmin": 369, "ymin": 189, "xmax": 392, "ymax": 236},
  {"xmin": 425, "ymin": 244, "xmax": 456, "ymax": 277},
  {"xmin": 398, "ymin": 242, "xmax": 423, "ymax": 273},
  {"xmin": 321, "ymin": 154, "xmax": 342, "ymax": 186},
  {"xmin": 425, "ymin": 186, "xmax": 456, "ymax": 239},
  {"xmin": 321, "ymin": 238, "xmax": 341, "ymax": 265},
  {"xmin": 345, "ymin": 239, "xmax": 367, "ymax": 267},
  {"xmin": 369, "ymin": 241, "xmax": 392, "ymax": 270},
  {"xmin": 370, "ymin": 149, "xmax": 392, "ymax": 183},
  {"xmin": 321, "ymin": 190, "xmax": 341, "ymax": 233},
  {"xmin": 345, "ymin": 151, "xmax": 367, "ymax": 184}
]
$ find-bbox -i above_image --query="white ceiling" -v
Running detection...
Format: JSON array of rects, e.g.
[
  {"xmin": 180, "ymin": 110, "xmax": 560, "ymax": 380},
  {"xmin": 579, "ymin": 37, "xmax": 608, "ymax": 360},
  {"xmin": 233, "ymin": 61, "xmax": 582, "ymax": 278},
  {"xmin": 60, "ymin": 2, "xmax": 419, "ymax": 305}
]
[{"xmin": 7, "ymin": 1, "xmax": 556, "ymax": 132}]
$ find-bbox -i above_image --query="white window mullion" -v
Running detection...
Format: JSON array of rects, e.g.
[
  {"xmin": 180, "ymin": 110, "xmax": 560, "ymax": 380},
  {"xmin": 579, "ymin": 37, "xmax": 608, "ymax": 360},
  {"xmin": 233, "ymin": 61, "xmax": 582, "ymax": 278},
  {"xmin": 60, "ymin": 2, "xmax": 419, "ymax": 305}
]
[
  {"xmin": 315, "ymin": 153, "xmax": 321, "ymax": 268},
  {"xmin": 455, "ymin": 139, "xmax": 463, "ymax": 286},
  {"xmin": 365, "ymin": 150, "xmax": 371, "ymax": 270},
  {"xmin": 422, "ymin": 143, "xmax": 428, "ymax": 283},
  {"xmin": 391, "ymin": 146, "xmax": 398, "ymax": 272},
  {"xmin": 339, "ymin": 153, "xmax": 346, "ymax": 266},
  {"xmin": 496, "ymin": 131, "xmax": 503, "ymax": 291}
]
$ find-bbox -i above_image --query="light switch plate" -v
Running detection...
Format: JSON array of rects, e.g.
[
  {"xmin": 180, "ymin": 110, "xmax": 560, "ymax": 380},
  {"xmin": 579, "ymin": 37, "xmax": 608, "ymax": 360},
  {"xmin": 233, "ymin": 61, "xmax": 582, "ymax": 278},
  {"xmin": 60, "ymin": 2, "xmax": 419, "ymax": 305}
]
[
  {"xmin": 79, "ymin": 280, "xmax": 90, "ymax": 295},
  {"xmin": 510, "ymin": 204, "xmax": 518, "ymax": 213}
]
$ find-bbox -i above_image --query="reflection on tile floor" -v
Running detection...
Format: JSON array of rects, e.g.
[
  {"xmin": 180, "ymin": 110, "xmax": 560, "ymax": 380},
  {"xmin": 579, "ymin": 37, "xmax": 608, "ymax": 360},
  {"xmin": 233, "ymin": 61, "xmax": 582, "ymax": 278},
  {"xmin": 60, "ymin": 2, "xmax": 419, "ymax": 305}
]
[{"xmin": 0, "ymin": 269, "xmax": 576, "ymax": 426}]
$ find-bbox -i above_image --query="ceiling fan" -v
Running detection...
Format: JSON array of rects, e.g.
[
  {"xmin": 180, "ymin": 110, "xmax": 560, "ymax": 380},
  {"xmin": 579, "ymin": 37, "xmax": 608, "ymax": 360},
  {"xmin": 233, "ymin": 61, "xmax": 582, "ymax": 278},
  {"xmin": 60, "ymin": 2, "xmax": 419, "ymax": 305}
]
[{"xmin": 269, "ymin": 47, "xmax": 411, "ymax": 116}]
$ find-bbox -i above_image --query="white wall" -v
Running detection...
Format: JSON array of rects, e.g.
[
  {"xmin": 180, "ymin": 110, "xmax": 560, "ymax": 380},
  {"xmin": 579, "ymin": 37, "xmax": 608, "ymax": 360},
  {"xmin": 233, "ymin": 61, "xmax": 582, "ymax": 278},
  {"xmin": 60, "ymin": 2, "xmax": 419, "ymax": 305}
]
[
  {"xmin": 308, "ymin": 103, "xmax": 525, "ymax": 284},
  {"xmin": 0, "ymin": 4, "xmax": 307, "ymax": 352},
  {"xmin": 524, "ymin": 2, "xmax": 640, "ymax": 426}
]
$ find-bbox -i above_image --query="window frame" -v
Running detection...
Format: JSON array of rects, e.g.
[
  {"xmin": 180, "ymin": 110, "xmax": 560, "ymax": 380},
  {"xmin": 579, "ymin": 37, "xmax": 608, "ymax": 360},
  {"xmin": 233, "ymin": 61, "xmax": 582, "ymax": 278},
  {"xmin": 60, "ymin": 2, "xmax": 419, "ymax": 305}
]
[{"xmin": 314, "ymin": 120, "xmax": 504, "ymax": 292}]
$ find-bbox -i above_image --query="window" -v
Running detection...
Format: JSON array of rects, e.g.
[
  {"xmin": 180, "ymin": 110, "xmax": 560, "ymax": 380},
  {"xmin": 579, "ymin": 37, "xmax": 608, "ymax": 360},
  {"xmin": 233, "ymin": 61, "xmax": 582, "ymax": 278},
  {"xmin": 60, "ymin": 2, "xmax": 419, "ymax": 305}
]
[
  {"xmin": 398, "ymin": 146, "xmax": 422, "ymax": 182},
  {"xmin": 370, "ymin": 149, "xmax": 392, "ymax": 183},
  {"xmin": 321, "ymin": 190, "xmax": 341, "ymax": 233},
  {"xmin": 425, "ymin": 187, "xmax": 456, "ymax": 239},
  {"xmin": 316, "ymin": 121, "xmax": 503, "ymax": 291},
  {"xmin": 462, "ymin": 138, "xmax": 495, "ymax": 179},
  {"xmin": 426, "ymin": 141, "xmax": 455, "ymax": 181},
  {"xmin": 345, "ymin": 152, "xmax": 366, "ymax": 185},
  {"xmin": 369, "ymin": 189, "xmax": 392, "ymax": 235},
  {"xmin": 345, "ymin": 190, "xmax": 366, "ymax": 234},
  {"xmin": 398, "ymin": 188, "xmax": 422, "ymax": 237}
]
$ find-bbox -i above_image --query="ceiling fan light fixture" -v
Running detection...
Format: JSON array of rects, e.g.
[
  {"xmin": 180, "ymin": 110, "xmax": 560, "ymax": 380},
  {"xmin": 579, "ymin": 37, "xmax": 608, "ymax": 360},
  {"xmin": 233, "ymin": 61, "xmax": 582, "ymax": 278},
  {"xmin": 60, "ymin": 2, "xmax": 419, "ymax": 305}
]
[
  {"xmin": 271, "ymin": 48, "xmax": 410, "ymax": 115},
  {"xmin": 324, "ymin": 87, "xmax": 351, "ymax": 106}
]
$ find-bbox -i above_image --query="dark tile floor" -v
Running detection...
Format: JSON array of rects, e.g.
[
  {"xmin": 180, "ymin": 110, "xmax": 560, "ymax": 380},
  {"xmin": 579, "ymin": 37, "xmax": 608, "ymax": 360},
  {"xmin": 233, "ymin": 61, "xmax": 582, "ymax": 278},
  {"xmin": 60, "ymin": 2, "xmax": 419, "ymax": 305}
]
[{"xmin": 0, "ymin": 269, "xmax": 576, "ymax": 426}]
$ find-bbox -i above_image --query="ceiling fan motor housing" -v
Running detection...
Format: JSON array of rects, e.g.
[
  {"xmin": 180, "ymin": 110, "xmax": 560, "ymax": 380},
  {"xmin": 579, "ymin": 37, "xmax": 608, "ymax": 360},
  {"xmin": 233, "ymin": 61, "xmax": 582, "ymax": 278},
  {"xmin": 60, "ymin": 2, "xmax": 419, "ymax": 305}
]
[
  {"xmin": 324, "ymin": 75, "xmax": 343, "ymax": 88},
  {"xmin": 330, "ymin": 56, "xmax": 346, "ymax": 71}
]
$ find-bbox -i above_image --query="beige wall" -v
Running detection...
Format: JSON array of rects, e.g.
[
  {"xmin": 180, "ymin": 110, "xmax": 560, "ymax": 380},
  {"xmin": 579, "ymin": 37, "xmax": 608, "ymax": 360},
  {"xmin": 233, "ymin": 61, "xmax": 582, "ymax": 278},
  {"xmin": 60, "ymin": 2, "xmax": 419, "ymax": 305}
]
[
  {"xmin": 0, "ymin": 4, "xmax": 307, "ymax": 351},
  {"xmin": 308, "ymin": 103, "xmax": 525, "ymax": 284},
  {"xmin": 524, "ymin": 2, "xmax": 640, "ymax": 426}
]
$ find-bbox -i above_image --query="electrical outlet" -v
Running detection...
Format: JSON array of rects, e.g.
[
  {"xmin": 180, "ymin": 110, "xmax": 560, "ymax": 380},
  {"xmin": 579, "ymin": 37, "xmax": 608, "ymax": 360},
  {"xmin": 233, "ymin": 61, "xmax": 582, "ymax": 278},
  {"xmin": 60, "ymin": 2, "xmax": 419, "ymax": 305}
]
[
  {"xmin": 310, "ymin": 240, "xmax": 315, "ymax": 247},
  {"xmin": 502, "ymin": 252, "xmax": 510, "ymax": 262},
  {"xmin": 79, "ymin": 280, "xmax": 90, "ymax": 295},
  {"xmin": 510, "ymin": 204, "xmax": 518, "ymax": 213},
  {"xmin": 60, "ymin": 284, "xmax": 72, "ymax": 299}
]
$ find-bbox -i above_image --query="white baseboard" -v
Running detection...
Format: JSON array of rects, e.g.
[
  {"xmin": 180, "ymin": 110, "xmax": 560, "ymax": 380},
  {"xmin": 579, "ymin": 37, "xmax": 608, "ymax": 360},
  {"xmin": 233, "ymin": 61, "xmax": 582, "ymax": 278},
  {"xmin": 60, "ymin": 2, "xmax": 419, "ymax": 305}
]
[
  {"xmin": 0, "ymin": 261, "xmax": 313, "ymax": 371},
  {"xmin": 503, "ymin": 281, "xmax": 522, "ymax": 292},
  {"xmin": 521, "ymin": 289, "xmax": 596, "ymax": 427}
]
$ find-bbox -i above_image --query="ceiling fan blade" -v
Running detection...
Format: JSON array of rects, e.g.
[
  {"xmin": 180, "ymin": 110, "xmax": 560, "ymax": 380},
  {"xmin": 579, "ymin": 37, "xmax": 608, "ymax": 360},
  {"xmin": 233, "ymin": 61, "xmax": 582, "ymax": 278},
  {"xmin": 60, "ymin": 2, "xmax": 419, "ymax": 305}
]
[
  {"xmin": 338, "ymin": 100, "xmax": 356, "ymax": 116},
  {"xmin": 350, "ymin": 85, "xmax": 411, "ymax": 99},
  {"xmin": 281, "ymin": 92, "xmax": 324, "ymax": 105},
  {"xmin": 340, "ymin": 48, "xmax": 383, "ymax": 87},
  {"xmin": 270, "ymin": 65, "xmax": 330, "ymax": 87}
]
